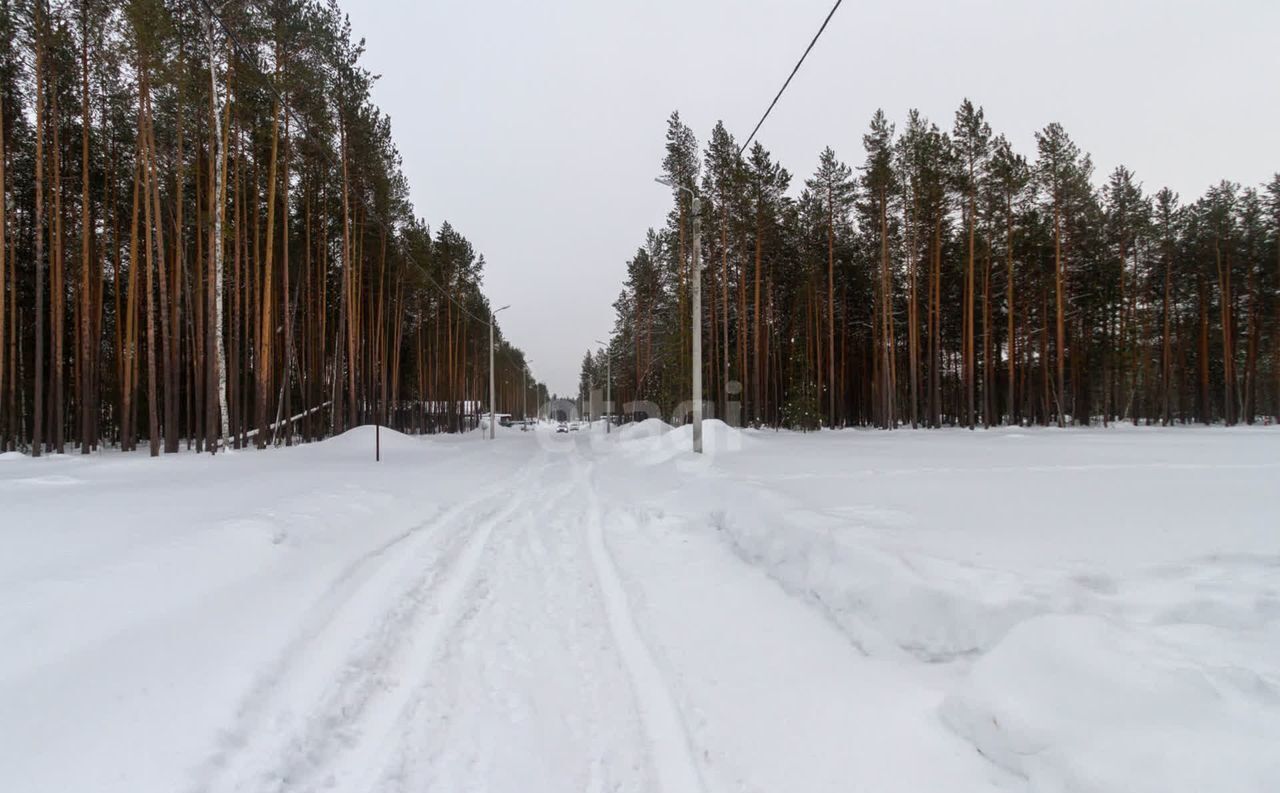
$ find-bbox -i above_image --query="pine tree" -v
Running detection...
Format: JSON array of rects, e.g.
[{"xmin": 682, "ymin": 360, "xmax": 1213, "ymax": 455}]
[
  {"xmin": 1267, "ymin": 174, "xmax": 1280, "ymax": 420},
  {"xmin": 700, "ymin": 121, "xmax": 745, "ymax": 416},
  {"xmin": 953, "ymin": 100, "xmax": 990, "ymax": 429},
  {"xmin": 602, "ymin": 106, "xmax": 1274, "ymax": 431},
  {"xmin": 1034, "ymin": 122, "xmax": 1087, "ymax": 425},
  {"xmin": 860, "ymin": 110, "xmax": 896, "ymax": 428},
  {"xmin": 805, "ymin": 147, "xmax": 854, "ymax": 427},
  {"xmin": 987, "ymin": 136, "xmax": 1029, "ymax": 425},
  {"xmin": 1102, "ymin": 165, "xmax": 1148, "ymax": 423},
  {"xmin": 0, "ymin": 0, "xmax": 542, "ymax": 452},
  {"xmin": 744, "ymin": 142, "xmax": 789, "ymax": 425}
]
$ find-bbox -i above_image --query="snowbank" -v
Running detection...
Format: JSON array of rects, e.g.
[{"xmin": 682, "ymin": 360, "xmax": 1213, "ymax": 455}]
[
  {"xmin": 319, "ymin": 424, "xmax": 432, "ymax": 458},
  {"xmin": 941, "ymin": 614, "xmax": 1280, "ymax": 792},
  {"xmin": 667, "ymin": 418, "xmax": 751, "ymax": 453},
  {"xmin": 617, "ymin": 417, "xmax": 673, "ymax": 441},
  {"xmin": 697, "ymin": 428, "xmax": 1280, "ymax": 792},
  {"xmin": 619, "ymin": 418, "xmax": 752, "ymax": 466},
  {"xmin": 713, "ymin": 489, "xmax": 1045, "ymax": 660}
]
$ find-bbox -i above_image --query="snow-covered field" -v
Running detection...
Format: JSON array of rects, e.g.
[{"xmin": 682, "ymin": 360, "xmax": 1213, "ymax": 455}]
[{"xmin": 2, "ymin": 423, "xmax": 1277, "ymax": 792}]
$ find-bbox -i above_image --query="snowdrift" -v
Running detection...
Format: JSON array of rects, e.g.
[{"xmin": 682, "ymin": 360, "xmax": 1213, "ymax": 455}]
[
  {"xmin": 699, "ymin": 428, "xmax": 1280, "ymax": 793},
  {"xmin": 941, "ymin": 614, "xmax": 1280, "ymax": 792},
  {"xmin": 713, "ymin": 489, "xmax": 1044, "ymax": 660},
  {"xmin": 319, "ymin": 424, "xmax": 431, "ymax": 458},
  {"xmin": 617, "ymin": 417, "xmax": 673, "ymax": 441},
  {"xmin": 668, "ymin": 419, "xmax": 751, "ymax": 453},
  {"xmin": 620, "ymin": 418, "xmax": 752, "ymax": 465}
]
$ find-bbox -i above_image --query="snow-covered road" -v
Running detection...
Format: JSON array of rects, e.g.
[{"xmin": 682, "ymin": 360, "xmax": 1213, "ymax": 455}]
[
  {"xmin": 186, "ymin": 440, "xmax": 1000, "ymax": 793},
  {"xmin": 3, "ymin": 424, "xmax": 1277, "ymax": 792}
]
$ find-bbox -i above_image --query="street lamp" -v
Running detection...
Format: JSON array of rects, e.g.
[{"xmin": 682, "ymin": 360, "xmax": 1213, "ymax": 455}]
[
  {"xmin": 595, "ymin": 339, "xmax": 611, "ymax": 434},
  {"xmin": 489, "ymin": 304, "xmax": 510, "ymax": 440},
  {"xmin": 654, "ymin": 176, "xmax": 703, "ymax": 453}
]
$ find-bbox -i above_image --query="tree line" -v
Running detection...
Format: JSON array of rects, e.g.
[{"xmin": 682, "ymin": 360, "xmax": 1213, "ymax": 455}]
[
  {"xmin": 0, "ymin": 0, "xmax": 541, "ymax": 456},
  {"xmin": 586, "ymin": 106, "xmax": 1279, "ymax": 429}
]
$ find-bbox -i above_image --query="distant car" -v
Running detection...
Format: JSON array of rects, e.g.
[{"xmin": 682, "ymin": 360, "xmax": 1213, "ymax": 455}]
[
  {"xmin": 569, "ymin": 422, "xmax": 581, "ymax": 431},
  {"xmin": 556, "ymin": 422, "xmax": 569, "ymax": 433}
]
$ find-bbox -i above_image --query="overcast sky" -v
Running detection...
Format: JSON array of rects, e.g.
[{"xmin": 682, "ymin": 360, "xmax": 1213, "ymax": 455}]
[{"xmin": 343, "ymin": 0, "xmax": 1278, "ymax": 395}]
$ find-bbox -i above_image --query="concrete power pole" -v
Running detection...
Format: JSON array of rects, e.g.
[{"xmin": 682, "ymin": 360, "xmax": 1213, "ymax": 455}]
[
  {"xmin": 654, "ymin": 176, "xmax": 704, "ymax": 454},
  {"xmin": 595, "ymin": 339, "xmax": 611, "ymax": 434},
  {"xmin": 489, "ymin": 320, "xmax": 495, "ymax": 440},
  {"xmin": 489, "ymin": 304, "xmax": 510, "ymax": 440}
]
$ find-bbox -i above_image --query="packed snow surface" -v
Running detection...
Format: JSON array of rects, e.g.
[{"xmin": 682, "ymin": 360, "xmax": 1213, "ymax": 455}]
[{"xmin": 1, "ymin": 423, "xmax": 1276, "ymax": 792}]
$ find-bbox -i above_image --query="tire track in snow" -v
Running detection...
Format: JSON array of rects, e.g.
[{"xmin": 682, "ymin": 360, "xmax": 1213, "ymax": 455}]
[
  {"xmin": 190, "ymin": 452, "xmax": 547, "ymax": 793},
  {"xmin": 581, "ymin": 457, "xmax": 707, "ymax": 793},
  {"xmin": 267, "ymin": 498, "xmax": 515, "ymax": 792},
  {"xmin": 360, "ymin": 452, "xmax": 604, "ymax": 793}
]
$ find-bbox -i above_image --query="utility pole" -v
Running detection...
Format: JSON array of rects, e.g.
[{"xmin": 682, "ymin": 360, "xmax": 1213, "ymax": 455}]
[
  {"xmin": 595, "ymin": 340, "xmax": 611, "ymax": 434},
  {"xmin": 489, "ymin": 320, "xmax": 494, "ymax": 439},
  {"xmin": 654, "ymin": 177, "xmax": 703, "ymax": 453},
  {"xmin": 489, "ymin": 304, "xmax": 510, "ymax": 440},
  {"xmin": 521, "ymin": 362, "xmax": 530, "ymax": 430}
]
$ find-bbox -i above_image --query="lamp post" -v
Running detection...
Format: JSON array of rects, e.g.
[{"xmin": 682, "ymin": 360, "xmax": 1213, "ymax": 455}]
[
  {"xmin": 489, "ymin": 304, "xmax": 510, "ymax": 440},
  {"xmin": 654, "ymin": 177, "xmax": 703, "ymax": 453},
  {"xmin": 595, "ymin": 339, "xmax": 612, "ymax": 433}
]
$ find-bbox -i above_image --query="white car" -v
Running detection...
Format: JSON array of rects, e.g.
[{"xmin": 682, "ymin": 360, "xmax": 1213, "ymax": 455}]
[{"xmin": 556, "ymin": 422, "xmax": 569, "ymax": 433}]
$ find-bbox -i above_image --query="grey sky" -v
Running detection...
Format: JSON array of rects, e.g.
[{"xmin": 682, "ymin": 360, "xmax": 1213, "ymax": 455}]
[{"xmin": 343, "ymin": 0, "xmax": 1278, "ymax": 396}]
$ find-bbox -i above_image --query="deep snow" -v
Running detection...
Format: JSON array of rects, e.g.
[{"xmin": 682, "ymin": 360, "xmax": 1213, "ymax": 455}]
[{"xmin": 1, "ymin": 423, "xmax": 1276, "ymax": 792}]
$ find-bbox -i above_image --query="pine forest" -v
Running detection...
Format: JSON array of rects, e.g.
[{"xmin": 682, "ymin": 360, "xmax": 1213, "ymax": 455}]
[
  {"xmin": 0, "ymin": 0, "xmax": 543, "ymax": 456},
  {"xmin": 586, "ymin": 108, "xmax": 1279, "ymax": 430}
]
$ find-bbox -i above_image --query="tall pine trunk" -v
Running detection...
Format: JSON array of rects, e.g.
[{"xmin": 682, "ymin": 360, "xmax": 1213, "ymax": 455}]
[
  {"xmin": 0, "ymin": 95, "xmax": 5, "ymax": 450},
  {"xmin": 141, "ymin": 71, "xmax": 160, "ymax": 457},
  {"xmin": 1005, "ymin": 195, "xmax": 1016, "ymax": 425},
  {"xmin": 826, "ymin": 185, "xmax": 836, "ymax": 427},
  {"xmin": 1053, "ymin": 197, "xmax": 1066, "ymax": 427},
  {"xmin": 33, "ymin": 10, "xmax": 46, "ymax": 456},
  {"xmin": 256, "ymin": 69, "xmax": 281, "ymax": 448},
  {"xmin": 79, "ymin": 1, "xmax": 92, "ymax": 453},
  {"xmin": 51, "ymin": 39, "xmax": 64, "ymax": 454}
]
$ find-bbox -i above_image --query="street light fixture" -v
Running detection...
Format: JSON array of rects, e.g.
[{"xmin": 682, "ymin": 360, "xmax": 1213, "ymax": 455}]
[
  {"xmin": 653, "ymin": 176, "xmax": 703, "ymax": 453},
  {"xmin": 489, "ymin": 304, "xmax": 510, "ymax": 440}
]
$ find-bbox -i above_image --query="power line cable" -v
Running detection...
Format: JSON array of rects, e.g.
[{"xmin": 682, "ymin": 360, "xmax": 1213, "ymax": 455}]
[{"xmin": 738, "ymin": 0, "xmax": 843, "ymax": 156}]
